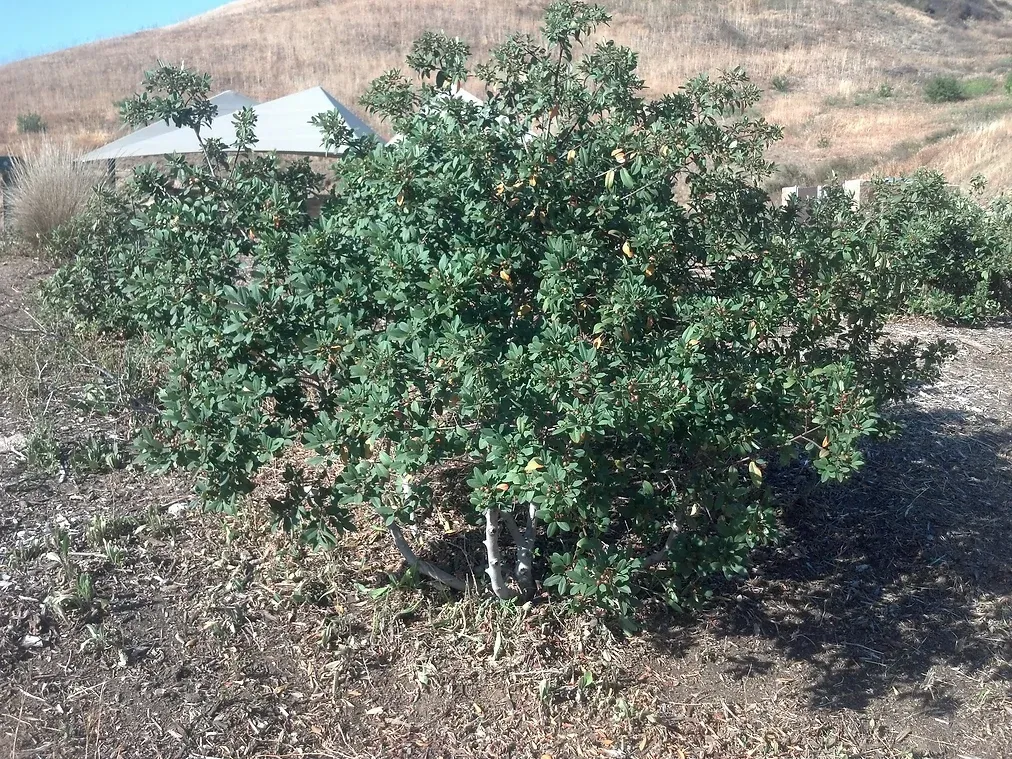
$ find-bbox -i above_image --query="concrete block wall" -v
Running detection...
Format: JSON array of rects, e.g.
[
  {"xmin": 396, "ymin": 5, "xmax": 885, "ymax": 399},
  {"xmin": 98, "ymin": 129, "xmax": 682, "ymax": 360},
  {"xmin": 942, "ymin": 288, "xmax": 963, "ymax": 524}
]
[{"xmin": 780, "ymin": 178, "xmax": 871, "ymax": 208}]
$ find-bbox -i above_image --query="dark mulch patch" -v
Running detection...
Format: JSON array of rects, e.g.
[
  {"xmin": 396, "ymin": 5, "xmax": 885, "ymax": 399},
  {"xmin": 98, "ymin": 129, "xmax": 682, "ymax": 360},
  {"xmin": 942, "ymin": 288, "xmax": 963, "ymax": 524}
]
[{"xmin": 0, "ymin": 251, "xmax": 48, "ymax": 332}]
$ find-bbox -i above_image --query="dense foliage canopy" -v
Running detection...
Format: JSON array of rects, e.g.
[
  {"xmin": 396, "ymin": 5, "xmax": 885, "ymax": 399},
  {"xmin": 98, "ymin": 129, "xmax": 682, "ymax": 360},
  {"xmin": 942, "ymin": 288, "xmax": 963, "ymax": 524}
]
[{"xmin": 47, "ymin": 2, "xmax": 1009, "ymax": 623}]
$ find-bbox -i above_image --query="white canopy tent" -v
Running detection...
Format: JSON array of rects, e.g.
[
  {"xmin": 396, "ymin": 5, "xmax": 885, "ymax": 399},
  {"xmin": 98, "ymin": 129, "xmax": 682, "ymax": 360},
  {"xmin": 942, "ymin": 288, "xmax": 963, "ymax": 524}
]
[
  {"xmin": 81, "ymin": 87, "xmax": 377, "ymax": 161},
  {"xmin": 387, "ymin": 86, "xmax": 486, "ymax": 146},
  {"xmin": 81, "ymin": 90, "xmax": 260, "ymax": 162}
]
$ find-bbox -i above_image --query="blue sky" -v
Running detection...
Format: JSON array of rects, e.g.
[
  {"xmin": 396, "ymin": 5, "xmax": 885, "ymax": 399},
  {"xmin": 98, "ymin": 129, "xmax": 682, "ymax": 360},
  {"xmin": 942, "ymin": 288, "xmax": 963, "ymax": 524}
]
[{"xmin": 0, "ymin": 0, "xmax": 232, "ymax": 64}]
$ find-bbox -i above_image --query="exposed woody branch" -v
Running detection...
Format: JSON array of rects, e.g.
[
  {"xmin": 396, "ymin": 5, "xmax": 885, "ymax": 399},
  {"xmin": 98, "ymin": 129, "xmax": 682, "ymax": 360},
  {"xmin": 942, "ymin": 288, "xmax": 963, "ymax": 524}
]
[
  {"xmin": 642, "ymin": 519, "xmax": 682, "ymax": 569},
  {"xmin": 387, "ymin": 523, "xmax": 466, "ymax": 591}
]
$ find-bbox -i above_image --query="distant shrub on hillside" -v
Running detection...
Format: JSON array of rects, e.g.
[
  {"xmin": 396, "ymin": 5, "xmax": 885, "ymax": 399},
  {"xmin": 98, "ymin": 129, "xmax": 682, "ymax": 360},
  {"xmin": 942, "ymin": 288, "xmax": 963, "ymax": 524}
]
[
  {"xmin": 923, "ymin": 75, "xmax": 966, "ymax": 103},
  {"xmin": 16, "ymin": 112, "xmax": 46, "ymax": 134}
]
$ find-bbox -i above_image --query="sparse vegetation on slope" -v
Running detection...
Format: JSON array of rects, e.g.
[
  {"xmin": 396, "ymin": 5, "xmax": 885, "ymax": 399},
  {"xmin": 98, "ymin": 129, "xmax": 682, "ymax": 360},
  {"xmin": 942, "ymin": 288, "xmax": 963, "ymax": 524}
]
[{"xmin": 3, "ymin": 0, "xmax": 1012, "ymax": 189}]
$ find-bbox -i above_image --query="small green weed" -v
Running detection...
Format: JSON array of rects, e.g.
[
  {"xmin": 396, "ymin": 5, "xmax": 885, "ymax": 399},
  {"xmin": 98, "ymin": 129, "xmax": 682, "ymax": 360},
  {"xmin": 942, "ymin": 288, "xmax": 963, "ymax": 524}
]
[
  {"xmin": 102, "ymin": 540, "xmax": 128, "ymax": 567},
  {"xmin": 10, "ymin": 539, "xmax": 45, "ymax": 567},
  {"xmin": 26, "ymin": 424, "xmax": 60, "ymax": 471},
  {"xmin": 47, "ymin": 525, "xmax": 74, "ymax": 577},
  {"xmin": 851, "ymin": 83, "xmax": 895, "ymax": 106},
  {"xmin": 85, "ymin": 513, "xmax": 139, "ymax": 547},
  {"xmin": 71, "ymin": 433, "xmax": 127, "ymax": 474},
  {"xmin": 47, "ymin": 572, "xmax": 102, "ymax": 620},
  {"xmin": 71, "ymin": 382, "xmax": 113, "ymax": 415},
  {"xmin": 79, "ymin": 623, "xmax": 122, "ymax": 655},
  {"xmin": 144, "ymin": 504, "xmax": 175, "ymax": 538}
]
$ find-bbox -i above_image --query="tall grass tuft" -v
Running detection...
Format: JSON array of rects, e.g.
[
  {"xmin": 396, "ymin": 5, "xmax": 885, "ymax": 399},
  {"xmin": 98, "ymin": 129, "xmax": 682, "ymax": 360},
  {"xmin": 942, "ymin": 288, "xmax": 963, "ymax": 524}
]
[{"xmin": 8, "ymin": 141, "xmax": 100, "ymax": 250}]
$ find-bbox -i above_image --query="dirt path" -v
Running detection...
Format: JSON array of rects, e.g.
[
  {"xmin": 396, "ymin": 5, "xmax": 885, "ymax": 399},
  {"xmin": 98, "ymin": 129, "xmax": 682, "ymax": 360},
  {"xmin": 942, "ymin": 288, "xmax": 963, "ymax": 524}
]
[
  {"xmin": 1, "ymin": 254, "xmax": 1010, "ymax": 759},
  {"xmin": 0, "ymin": 253, "xmax": 47, "ymax": 330}
]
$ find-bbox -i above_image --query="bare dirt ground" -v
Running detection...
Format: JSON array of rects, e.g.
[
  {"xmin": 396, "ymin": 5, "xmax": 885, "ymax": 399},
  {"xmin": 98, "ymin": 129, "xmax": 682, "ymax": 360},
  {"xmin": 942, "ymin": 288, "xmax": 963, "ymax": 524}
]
[{"xmin": 1, "ymin": 253, "xmax": 1010, "ymax": 759}]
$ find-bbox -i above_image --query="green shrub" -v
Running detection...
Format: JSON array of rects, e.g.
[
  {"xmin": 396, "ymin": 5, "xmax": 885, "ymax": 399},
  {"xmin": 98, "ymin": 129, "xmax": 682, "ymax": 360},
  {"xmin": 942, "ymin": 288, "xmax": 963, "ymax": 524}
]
[
  {"xmin": 47, "ymin": 4, "xmax": 948, "ymax": 624},
  {"xmin": 770, "ymin": 74, "xmax": 790, "ymax": 92},
  {"xmin": 923, "ymin": 75, "xmax": 966, "ymax": 103},
  {"xmin": 1005, "ymin": 72, "xmax": 1012, "ymax": 95},
  {"xmin": 16, "ymin": 112, "xmax": 46, "ymax": 134},
  {"xmin": 861, "ymin": 171, "xmax": 1012, "ymax": 324}
]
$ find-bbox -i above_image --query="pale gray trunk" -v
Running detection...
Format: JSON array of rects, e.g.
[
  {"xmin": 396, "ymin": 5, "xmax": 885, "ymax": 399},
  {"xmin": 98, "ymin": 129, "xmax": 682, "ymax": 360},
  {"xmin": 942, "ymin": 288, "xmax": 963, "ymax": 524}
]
[
  {"xmin": 484, "ymin": 507, "xmax": 519, "ymax": 600},
  {"xmin": 642, "ymin": 520, "xmax": 682, "ymax": 569},
  {"xmin": 503, "ymin": 504, "xmax": 537, "ymax": 600}
]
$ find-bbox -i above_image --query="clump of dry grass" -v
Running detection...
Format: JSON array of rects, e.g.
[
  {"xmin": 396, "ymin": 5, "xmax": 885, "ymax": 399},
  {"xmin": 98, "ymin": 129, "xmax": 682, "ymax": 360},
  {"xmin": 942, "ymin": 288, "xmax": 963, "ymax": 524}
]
[
  {"xmin": 883, "ymin": 112, "xmax": 1012, "ymax": 192},
  {"xmin": 8, "ymin": 140, "xmax": 99, "ymax": 248}
]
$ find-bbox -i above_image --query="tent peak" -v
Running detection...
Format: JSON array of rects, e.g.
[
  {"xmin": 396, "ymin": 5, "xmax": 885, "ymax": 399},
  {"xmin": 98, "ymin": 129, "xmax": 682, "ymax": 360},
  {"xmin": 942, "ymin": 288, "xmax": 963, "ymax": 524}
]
[{"xmin": 81, "ymin": 85, "xmax": 377, "ymax": 162}]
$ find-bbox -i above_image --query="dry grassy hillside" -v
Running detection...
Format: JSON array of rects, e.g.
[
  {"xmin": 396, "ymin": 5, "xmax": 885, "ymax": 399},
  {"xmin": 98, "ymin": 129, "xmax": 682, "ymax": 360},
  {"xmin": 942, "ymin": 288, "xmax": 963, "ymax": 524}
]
[{"xmin": 2, "ymin": 0, "xmax": 1012, "ymax": 189}]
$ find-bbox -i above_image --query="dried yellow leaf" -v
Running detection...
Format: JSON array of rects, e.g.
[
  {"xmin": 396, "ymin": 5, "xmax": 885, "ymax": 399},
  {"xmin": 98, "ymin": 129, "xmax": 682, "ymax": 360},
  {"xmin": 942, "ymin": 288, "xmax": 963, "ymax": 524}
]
[{"xmin": 524, "ymin": 458, "xmax": 544, "ymax": 473}]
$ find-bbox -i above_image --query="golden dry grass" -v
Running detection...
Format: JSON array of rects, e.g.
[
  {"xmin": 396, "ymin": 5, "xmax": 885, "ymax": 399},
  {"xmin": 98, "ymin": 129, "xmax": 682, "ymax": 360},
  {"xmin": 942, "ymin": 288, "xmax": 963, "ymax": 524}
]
[
  {"xmin": 6, "ymin": 140, "xmax": 103, "ymax": 246},
  {"xmin": 882, "ymin": 103, "xmax": 1012, "ymax": 191},
  {"xmin": 1, "ymin": 0, "xmax": 1011, "ymax": 187}
]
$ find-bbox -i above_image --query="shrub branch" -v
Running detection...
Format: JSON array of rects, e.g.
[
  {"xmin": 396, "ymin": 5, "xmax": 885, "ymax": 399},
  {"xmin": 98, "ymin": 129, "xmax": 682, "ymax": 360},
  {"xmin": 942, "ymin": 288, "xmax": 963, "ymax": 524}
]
[{"xmin": 387, "ymin": 523, "xmax": 466, "ymax": 591}]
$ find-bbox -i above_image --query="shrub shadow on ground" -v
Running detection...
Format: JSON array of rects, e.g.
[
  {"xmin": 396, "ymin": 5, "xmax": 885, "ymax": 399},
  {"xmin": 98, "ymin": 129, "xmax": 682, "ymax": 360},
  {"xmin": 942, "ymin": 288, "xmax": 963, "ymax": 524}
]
[{"xmin": 647, "ymin": 405, "xmax": 1012, "ymax": 725}]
